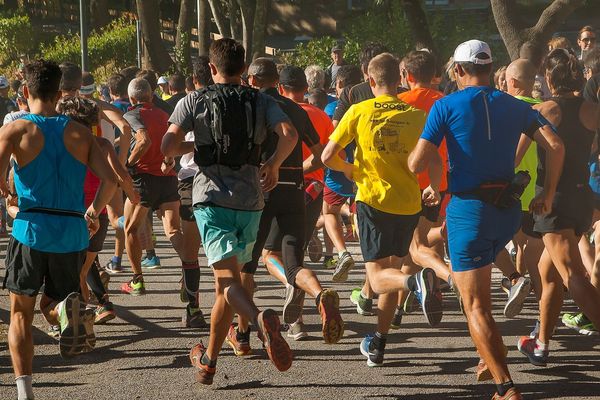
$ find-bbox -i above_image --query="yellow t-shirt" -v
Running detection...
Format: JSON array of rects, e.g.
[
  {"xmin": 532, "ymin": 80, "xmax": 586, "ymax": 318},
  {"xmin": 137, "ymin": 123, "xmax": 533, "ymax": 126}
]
[{"xmin": 330, "ymin": 94, "xmax": 426, "ymax": 215}]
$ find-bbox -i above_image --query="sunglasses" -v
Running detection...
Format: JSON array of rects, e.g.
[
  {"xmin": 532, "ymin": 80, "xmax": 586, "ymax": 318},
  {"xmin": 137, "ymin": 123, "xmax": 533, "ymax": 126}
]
[{"xmin": 581, "ymin": 37, "xmax": 596, "ymax": 43}]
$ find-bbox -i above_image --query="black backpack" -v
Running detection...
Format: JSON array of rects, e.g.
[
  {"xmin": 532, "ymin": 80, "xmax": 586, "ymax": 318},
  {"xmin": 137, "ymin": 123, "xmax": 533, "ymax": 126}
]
[{"xmin": 194, "ymin": 84, "xmax": 261, "ymax": 169}]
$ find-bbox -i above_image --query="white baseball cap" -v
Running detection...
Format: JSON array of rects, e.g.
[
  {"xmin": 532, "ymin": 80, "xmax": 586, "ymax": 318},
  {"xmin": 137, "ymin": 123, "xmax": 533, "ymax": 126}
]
[
  {"xmin": 0, "ymin": 76, "xmax": 8, "ymax": 89},
  {"xmin": 453, "ymin": 40, "xmax": 493, "ymax": 65},
  {"xmin": 157, "ymin": 76, "xmax": 168, "ymax": 85}
]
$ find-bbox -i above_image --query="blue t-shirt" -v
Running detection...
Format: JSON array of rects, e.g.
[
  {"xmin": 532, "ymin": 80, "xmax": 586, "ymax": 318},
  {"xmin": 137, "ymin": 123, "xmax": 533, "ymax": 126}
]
[
  {"xmin": 421, "ymin": 86, "xmax": 545, "ymax": 193},
  {"xmin": 324, "ymin": 100, "xmax": 337, "ymax": 119},
  {"xmin": 324, "ymin": 141, "xmax": 355, "ymax": 196}
]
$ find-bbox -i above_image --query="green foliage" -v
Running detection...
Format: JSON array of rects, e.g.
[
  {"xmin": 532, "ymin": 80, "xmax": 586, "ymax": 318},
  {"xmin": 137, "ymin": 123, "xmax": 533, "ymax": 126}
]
[{"xmin": 0, "ymin": 14, "xmax": 35, "ymax": 67}]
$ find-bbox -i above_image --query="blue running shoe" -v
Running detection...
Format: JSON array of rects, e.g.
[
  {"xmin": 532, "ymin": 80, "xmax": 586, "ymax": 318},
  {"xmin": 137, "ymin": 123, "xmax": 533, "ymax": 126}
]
[
  {"xmin": 359, "ymin": 334, "xmax": 384, "ymax": 367},
  {"xmin": 141, "ymin": 256, "xmax": 161, "ymax": 269},
  {"xmin": 414, "ymin": 268, "xmax": 443, "ymax": 327}
]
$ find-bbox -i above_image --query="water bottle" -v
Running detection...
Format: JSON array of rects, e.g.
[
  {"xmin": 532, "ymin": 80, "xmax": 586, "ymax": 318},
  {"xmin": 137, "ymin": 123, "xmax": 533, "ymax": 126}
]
[{"xmin": 304, "ymin": 180, "xmax": 324, "ymax": 203}]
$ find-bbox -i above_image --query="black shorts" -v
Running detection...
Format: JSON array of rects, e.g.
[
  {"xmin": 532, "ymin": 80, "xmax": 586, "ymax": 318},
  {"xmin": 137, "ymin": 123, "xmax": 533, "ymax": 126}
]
[
  {"xmin": 88, "ymin": 213, "xmax": 109, "ymax": 253},
  {"xmin": 533, "ymin": 185, "xmax": 594, "ymax": 237},
  {"xmin": 178, "ymin": 177, "xmax": 195, "ymax": 222},
  {"xmin": 133, "ymin": 173, "xmax": 180, "ymax": 210},
  {"xmin": 520, "ymin": 211, "xmax": 541, "ymax": 238},
  {"xmin": 356, "ymin": 201, "xmax": 419, "ymax": 262},
  {"xmin": 420, "ymin": 192, "xmax": 446, "ymax": 223},
  {"xmin": 304, "ymin": 186, "xmax": 323, "ymax": 247},
  {"xmin": 3, "ymin": 237, "xmax": 86, "ymax": 300}
]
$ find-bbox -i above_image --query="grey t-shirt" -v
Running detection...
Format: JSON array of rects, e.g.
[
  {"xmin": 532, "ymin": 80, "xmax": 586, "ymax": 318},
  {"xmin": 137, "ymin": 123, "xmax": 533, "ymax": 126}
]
[{"xmin": 169, "ymin": 85, "xmax": 290, "ymax": 211}]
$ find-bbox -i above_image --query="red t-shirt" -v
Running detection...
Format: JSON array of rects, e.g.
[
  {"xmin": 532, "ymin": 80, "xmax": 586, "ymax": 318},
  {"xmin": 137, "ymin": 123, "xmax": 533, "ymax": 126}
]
[
  {"xmin": 123, "ymin": 103, "xmax": 175, "ymax": 176},
  {"xmin": 398, "ymin": 88, "xmax": 448, "ymax": 191},
  {"xmin": 299, "ymin": 103, "xmax": 334, "ymax": 182},
  {"xmin": 83, "ymin": 169, "xmax": 107, "ymax": 214}
]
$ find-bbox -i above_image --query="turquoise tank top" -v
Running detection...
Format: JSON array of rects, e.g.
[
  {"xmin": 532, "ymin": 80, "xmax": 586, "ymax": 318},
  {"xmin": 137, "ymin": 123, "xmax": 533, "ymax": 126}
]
[{"xmin": 12, "ymin": 114, "xmax": 89, "ymax": 253}]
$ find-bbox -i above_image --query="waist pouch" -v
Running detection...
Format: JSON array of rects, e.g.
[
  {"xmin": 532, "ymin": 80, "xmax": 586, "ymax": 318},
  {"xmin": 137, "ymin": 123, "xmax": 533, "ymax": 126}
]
[{"xmin": 457, "ymin": 181, "xmax": 518, "ymax": 209}]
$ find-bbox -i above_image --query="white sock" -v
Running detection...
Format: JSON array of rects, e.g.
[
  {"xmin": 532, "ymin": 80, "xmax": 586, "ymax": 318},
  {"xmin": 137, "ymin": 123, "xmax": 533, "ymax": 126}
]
[
  {"xmin": 535, "ymin": 339, "xmax": 548, "ymax": 351},
  {"xmin": 338, "ymin": 249, "xmax": 347, "ymax": 257},
  {"xmin": 360, "ymin": 288, "xmax": 369, "ymax": 299},
  {"xmin": 16, "ymin": 375, "xmax": 34, "ymax": 400}
]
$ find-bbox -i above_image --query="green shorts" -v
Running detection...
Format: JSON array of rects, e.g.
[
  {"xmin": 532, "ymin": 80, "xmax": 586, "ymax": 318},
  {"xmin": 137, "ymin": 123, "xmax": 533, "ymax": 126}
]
[{"xmin": 194, "ymin": 205, "xmax": 262, "ymax": 266}]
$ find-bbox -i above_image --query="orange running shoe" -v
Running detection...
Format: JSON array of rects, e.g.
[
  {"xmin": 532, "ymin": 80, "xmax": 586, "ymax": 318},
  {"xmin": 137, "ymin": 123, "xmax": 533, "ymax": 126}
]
[
  {"xmin": 318, "ymin": 289, "xmax": 344, "ymax": 344},
  {"xmin": 189, "ymin": 342, "xmax": 216, "ymax": 385},
  {"xmin": 257, "ymin": 309, "xmax": 292, "ymax": 371},
  {"xmin": 225, "ymin": 323, "xmax": 252, "ymax": 356}
]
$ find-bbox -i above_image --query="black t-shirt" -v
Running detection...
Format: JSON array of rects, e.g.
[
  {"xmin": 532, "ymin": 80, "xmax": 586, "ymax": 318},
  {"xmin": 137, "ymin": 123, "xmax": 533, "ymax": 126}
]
[
  {"xmin": 166, "ymin": 92, "xmax": 186, "ymax": 110},
  {"xmin": 152, "ymin": 94, "xmax": 174, "ymax": 116},
  {"xmin": 584, "ymin": 74, "xmax": 600, "ymax": 103},
  {"xmin": 0, "ymin": 96, "xmax": 17, "ymax": 124},
  {"xmin": 260, "ymin": 87, "xmax": 321, "ymax": 185}
]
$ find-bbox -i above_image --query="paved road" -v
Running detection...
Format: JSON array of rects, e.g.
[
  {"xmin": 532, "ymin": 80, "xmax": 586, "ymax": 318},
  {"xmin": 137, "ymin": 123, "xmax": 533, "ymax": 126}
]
[{"xmin": 1, "ymin": 227, "xmax": 600, "ymax": 400}]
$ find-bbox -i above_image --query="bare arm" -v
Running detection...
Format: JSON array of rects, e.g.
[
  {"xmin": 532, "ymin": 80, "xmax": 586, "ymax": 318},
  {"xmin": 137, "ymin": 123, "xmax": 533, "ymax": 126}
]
[
  {"xmin": 515, "ymin": 134, "xmax": 533, "ymax": 167},
  {"xmin": 0, "ymin": 122, "xmax": 18, "ymax": 197},
  {"xmin": 260, "ymin": 120, "xmax": 298, "ymax": 191},
  {"xmin": 303, "ymin": 143, "xmax": 324, "ymax": 174},
  {"xmin": 95, "ymin": 99, "xmax": 133, "ymax": 166},
  {"xmin": 322, "ymin": 140, "xmax": 353, "ymax": 180},
  {"xmin": 408, "ymin": 138, "xmax": 440, "ymax": 175},
  {"xmin": 96, "ymin": 137, "xmax": 139, "ymax": 204},
  {"xmin": 161, "ymin": 123, "xmax": 195, "ymax": 157},
  {"xmin": 127, "ymin": 128, "xmax": 151, "ymax": 166},
  {"xmin": 530, "ymin": 125, "xmax": 565, "ymax": 215},
  {"xmin": 86, "ymin": 134, "xmax": 118, "ymax": 221}
]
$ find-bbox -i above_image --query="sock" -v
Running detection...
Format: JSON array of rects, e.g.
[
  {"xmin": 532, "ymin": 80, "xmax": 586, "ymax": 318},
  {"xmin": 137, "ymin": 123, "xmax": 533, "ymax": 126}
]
[
  {"xmin": 496, "ymin": 380, "xmax": 514, "ymax": 396},
  {"xmin": 16, "ymin": 375, "xmax": 34, "ymax": 400},
  {"xmin": 360, "ymin": 288, "xmax": 369, "ymax": 300},
  {"xmin": 111, "ymin": 255, "xmax": 121, "ymax": 265},
  {"xmin": 338, "ymin": 249, "xmax": 347, "ymax": 257},
  {"xmin": 508, "ymin": 272, "xmax": 521, "ymax": 282},
  {"xmin": 201, "ymin": 352, "xmax": 216, "ymax": 368},
  {"xmin": 315, "ymin": 291, "xmax": 323, "ymax": 308},
  {"xmin": 236, "ymin": 325, "xmax": 250, "ymax": 341},
  {"xmin": 133, "ymin": 274, "xmax": 143, "ymax": 283},
  {"xmin": 536, "ymin": 339, "xmax": 548, "ymax": 351},
  {"xmin": 145, "ymin": 249, "xmax": 156, "ymax": 259},
  {"xmin": 407, "ymin": 274, "xmax": 418, "ymax": 292},
  {"xmin": 372, "ymin": 331, "xmax": 387, "ymax": 349},
  {"xmin": 182, "ymin": 261, "xmax": 200, "ymax": 308}
]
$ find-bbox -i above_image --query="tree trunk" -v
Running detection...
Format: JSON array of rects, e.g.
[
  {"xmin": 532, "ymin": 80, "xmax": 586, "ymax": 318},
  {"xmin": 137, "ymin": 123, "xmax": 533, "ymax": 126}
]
[
  {"xmin": 90, "ymin": 0, "xmax": 110, "ymax": 31},
  {"xmin": 176, "ymin": 0, "xmax": 195, "ymax": 72},
  {"xmin": 238, "ymin": 0, "xmax": 255, "ymax": 62},
  {"xmin": 5, "ymin": 0, "xmax": 18, "ymax": 10},
  {"xmin": 252, "ymin": 0, "xmax": 269, "ymax": 60},
  {"xmin": 400, "ymin": 0, "xmax": 435, "ymax": 52},
  {"xmin": 491, "ymin": 0, "xmax": 584, "ymax": 60},
  {"xmin": 207, "ymin": 0, "xmax": 229, "ymax": 37},
  {"xmin": 136, "ymin": 0, "xmax": 173, "ymax": 73},
  {"xmin": 198, "ymin": 0, "xmax": 211, "ymax": 56},
  {"xmin": 229, "ymin": 0, "xmax": 242, "ymax": 41}
]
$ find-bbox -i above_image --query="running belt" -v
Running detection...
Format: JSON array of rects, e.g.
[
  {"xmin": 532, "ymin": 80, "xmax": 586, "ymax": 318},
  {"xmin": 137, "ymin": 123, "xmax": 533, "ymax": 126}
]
[{"xmin": 21, "ymin": 207, "xmax": 85, "ymax": 219}]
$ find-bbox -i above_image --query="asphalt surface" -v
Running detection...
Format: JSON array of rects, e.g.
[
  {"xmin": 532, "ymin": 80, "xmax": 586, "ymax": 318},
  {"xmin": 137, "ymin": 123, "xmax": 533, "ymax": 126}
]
[{"xmin": 1, "ymin": 225, "xmax": 600, "ymax": 400}]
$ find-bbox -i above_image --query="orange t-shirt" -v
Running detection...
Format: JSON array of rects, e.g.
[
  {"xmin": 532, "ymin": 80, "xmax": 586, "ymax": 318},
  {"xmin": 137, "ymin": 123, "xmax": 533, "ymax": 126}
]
[
  {"xmin": 299, "ymin": 103, "xmax": 334, "ymax": 182},
  {"xmin": 398, "ymin": 88, "xmax": 448, "ymax": 191}
]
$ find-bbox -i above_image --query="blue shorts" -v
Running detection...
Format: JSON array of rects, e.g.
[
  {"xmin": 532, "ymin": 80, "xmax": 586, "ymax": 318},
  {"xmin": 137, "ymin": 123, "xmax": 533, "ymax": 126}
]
[
  {"xmin": 194, "ymin": 206, "xmax": 262, "ymax": 266},
  {"xmin": 447, "ymin": 195, "xmax": 521, "ymax": 272}
]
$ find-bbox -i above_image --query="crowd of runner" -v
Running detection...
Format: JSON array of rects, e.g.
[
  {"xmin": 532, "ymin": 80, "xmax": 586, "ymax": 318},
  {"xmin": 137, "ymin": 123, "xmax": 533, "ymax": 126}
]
[{"xmin": 1, "ymin": 25, "xmax": 599, "ymax": 400}]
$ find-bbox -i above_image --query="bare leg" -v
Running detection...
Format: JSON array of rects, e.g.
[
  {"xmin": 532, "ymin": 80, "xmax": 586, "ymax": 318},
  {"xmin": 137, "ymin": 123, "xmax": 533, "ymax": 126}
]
[
  {"xmin": 409, "ymin": 217, "xmax": 450, "ymax": 282},
  {"xmin": 124, "ymin": 199, "xmax": 150, "ymax": 275},
  {"xmin": 8, "ymin": 293, "xmax": 36, "ymax": 376},
  {"xmin": 537, "ymin": 248, "xmax": 563, "ymax": 344}
]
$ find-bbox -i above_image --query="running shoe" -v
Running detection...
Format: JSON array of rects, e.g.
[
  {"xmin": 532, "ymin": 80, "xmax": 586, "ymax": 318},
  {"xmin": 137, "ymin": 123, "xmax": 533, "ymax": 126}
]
[
  {"xmin": 403, "ymin": 290, "xmax": 419, "ymax": 314},
  {"xmin": 141, "ymin": 255, "xmax": 161, "ymax": 269},
  {"xmin": 82, "ymin": 307, "xmax": 96, "ymax": 350},
  {"xmin": 105, "ymin": 259, "xmax": 123, "ymax": 274},
  {"xmin": 256, "ymin": 309, "xmax": 293, "ymax": 371},
  {"xmin": 179, "ymin": 277, "xmax": 186, "ymax": 303},
  {"xmin": 360, "ymin": 334, "xmax": 384, "ymax": 367},
  {"xmin": 48, "ymin": 324, "xmax": 60, "ymax": 340},
  {"xmin": 287, "ymin": 321, "xmax": 309, "ymax": 341},
  {"xmin": 94, "ymin": 302, "xmax": 116, "ymax": 325},
  {"xmin": 390, "ymin": 307, "xmax": 403, "ymax": 330},
  {"xmin": 517, "ymin": 336, "xmax": 548, "ymax": 366},
  {"xmin": 323, "ymin": 256, "xmax": 336, "ymax": 269},
  {"xmin": 307, "ymin": 233, "xmax": 323, "ymax": 263},
  {"xmin": 350, "ymin": 288, "xmax": 375, "ymax": 316},
  {"xmin": 225, "ymin": 324, "xmax": 252, "ymax": 356},
  {"xmin": 492, "ymin": 387, "xmax": 523, "ymax": 400},
  {"xmin": 562, "ymin": 312, "xmax": 599, "ymax": 335},
  {"xmin": 504, "ymin": 277, "xmax": 531, "ymax": 318},
  {"xmin": 120, "ymin": 277, "xmax": 146, "ymax": 296},
  {"xmin": 332, "ymin": 251, "xmax": 355, "ymax": 282},
  {"xmin": 189, "ymin": 342, "xmax": 216, "ymax": 385},
  {"xmin": 57, "ymin": 292, "xmax": 88, "ymax": 359},
  {"xmin": 501, "ymin": 277, "xmax": 511, "ymax": 294},
  {"xmin": 318, "ymin": 289, "xmax": 344, "ymax": 344},
  {"xmin": 183, "ymin": 305, "xmax": 207, "ymax": 329},
  {"xmin": 282, "ymin": 284, "xmax": 304, "ymax": 324},
  {"xmin": 414, "ymin": 268, "xmax": 443, "ymax": 327},
  {"xmin": 99, "ymin": 270, "xmax": 110, "ymax": 292}
]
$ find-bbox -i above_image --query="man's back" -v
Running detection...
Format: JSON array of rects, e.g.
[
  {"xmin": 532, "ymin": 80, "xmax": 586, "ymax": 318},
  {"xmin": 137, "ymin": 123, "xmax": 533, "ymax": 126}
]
[{"xmin": 298, "ymin": 102, "xmax": 333, "ymax": 183}]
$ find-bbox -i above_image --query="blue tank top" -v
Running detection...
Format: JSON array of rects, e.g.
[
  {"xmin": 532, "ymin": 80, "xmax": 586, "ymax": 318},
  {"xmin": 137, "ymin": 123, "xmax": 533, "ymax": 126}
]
[{"xmin": 12, "ymin": 114, "xmax": 89, "ymax": 253}]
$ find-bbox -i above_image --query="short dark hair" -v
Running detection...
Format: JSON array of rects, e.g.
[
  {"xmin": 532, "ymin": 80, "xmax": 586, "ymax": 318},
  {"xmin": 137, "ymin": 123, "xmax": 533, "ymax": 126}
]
[
  {"xmin": 56, "ymin": 95, "xmax": 99, "ymax": 128},
  {"xmin": 248, "ymin": 58, "xmax": 279, "ymax": 84},
  {"xmin": 193, "ymin": 55, "xmax": 213, "ymax": 87},
  {"xmin": 579, "ymin": 25, "xmax": 595, "ymax": 39},
  {"xmin": 209, "ymin": 38, "xmax": 246, "ymax": 77},
  {"xmin": 584, "ymin": 48, "xmax": 600, "ymax": 75},
  {"xmin": 185, "ymin": 76, "xmax": 194, "ymax": 91},
  {"xmin": 458, "ymin": 53, "xmax": 492, "ymax": 77},
  {"xmin": 108, "ymin": 73, "xmax": 128, "ymax": 97},
  {"xmin": 336, "ymin": 65, "xmax": 362, "ymax": 88},
  {"xmin": 403, "ymin": 50, "xmax": 436, "ymax": 84},
  {"xmin": 368, "ymin": 53, "xmax": 400, "ymax": 87},
  {"xmin": 24, "ymin": 59, "xmax": 62, "ymax": 102},
  {"xmin": 119, "ymin": 66, "xmax": 141, "ymax": 85},
  {"xmin": 360, "ymin": 42, "xmax": 389, "ymax": 72},
  {"xmin": 545, "ymin": 48, "xmax": 585, "ymax": 94},
  {"xmin": 59, "ymin": 62, "xmax": 82, "ymax": 92},
  {"xmin": 169, "ymin": 73, "xmax": 186, "ymax": 92},
  {"xmin": 136, "ymin": 70, "xmax": 158, "ymax": 91},
  {"xmin": 307, "ymin": 89, "xmax": 328, "ymax": 110}
]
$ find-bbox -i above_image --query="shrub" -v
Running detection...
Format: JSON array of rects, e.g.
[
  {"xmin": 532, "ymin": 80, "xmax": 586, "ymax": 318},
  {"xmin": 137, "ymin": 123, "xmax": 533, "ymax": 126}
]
[{"xmin": 0, "ymin": 14, "xmax": 35, "ymax": 67}]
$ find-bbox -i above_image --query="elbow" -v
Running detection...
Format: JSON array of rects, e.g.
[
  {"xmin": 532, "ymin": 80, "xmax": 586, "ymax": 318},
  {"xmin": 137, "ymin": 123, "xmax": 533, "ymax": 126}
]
[
  {"xmin": 321, "ymin": 149, "xmax": 333, "ymax": 168},
  {"xmin": 408, "ymin": 154, "xmax": 421, "ymax": 174}
]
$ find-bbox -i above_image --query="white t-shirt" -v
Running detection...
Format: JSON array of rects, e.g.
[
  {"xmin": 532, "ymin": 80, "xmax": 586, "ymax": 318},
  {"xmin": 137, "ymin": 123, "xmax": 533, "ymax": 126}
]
[
  {"xmin": 3, "ymin": 110, "xmax": 28, "ymax": 126},
  {"xmin": 178, "ymin": 131, "xmax": 198, "ymax": 181}
]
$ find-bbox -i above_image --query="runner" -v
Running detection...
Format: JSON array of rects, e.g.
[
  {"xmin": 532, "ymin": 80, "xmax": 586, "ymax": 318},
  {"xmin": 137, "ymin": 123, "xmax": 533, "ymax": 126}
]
[
  {"xmin": 3, "ymin": 82, "xmax": 29, "ymax": 126},
  {"xmin": 136, "ymin": 70, "xmax": 174, "ymax": 115},
  {"xmin": 120, "ymin": 78, "xmax": 186, "ymax": 298},
  {"xmin": 517, "ymin": 48, "xmax": 600, "ymax": 366},
  {"xmin": 166, "ymin": 73, "xmax": 187, "ymax": 109},
  {"xmin": 1, "ymin": 60, "xmax": 117, "ymax": 400},
  {"xmin": 162, "ymin": 38, "xmax": 298, "ymax": 384},
  {"xmin": 323, "ymin": 53, "xmax": 443, "ymax": 367},
  {"xmin": 0, "ymin": 75, "xmax": 18, "ymax": 123},
  {"xmin": 233, "ymin": 59, "xmax": 343, "ymax": 349},
  {"xmin": 409, "ymin": 40, "xmax": 564, "ymax": 399}
]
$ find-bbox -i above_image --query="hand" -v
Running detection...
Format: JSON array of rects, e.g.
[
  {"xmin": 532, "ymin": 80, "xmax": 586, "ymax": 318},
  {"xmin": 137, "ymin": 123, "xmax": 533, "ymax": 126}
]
[
  {"xmin": 422, "ymin": 185, "xmax": 441, "ymax": 207},
  {"xmin": 0, "ymin": 179, "xmax": 10, "ymax": 198},
  {"xmin": 85, "ymin": 208, "xmax": 100, "ymax": 237},
  {"xmin": 161, "ymin": 158, "xmax": 175, "ymax": 175},
  {"xmin": 529, "ymin": 190, "xmax": 553, "ymax": 216},
  {"xmin": 259, "ymin": 161, "xmax": 279, "ymax": 192}
]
